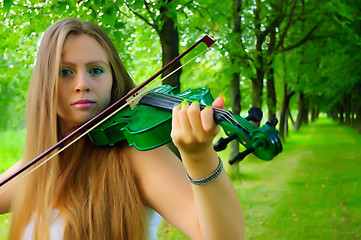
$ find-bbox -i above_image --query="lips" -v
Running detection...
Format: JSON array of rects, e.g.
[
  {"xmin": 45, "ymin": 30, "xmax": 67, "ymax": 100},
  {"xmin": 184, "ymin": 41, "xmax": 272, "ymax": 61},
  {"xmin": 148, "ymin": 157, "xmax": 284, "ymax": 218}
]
[{"xmin": 72, "ymin": 99, "xmax": 96, "ymax": 109}]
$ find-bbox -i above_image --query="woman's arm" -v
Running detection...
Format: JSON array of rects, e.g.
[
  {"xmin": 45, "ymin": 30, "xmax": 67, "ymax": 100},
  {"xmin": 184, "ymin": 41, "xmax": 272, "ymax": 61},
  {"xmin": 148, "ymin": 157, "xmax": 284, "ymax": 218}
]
[
  {"xmin": 171, "ymin": 98, "xmax": 244, "ymax": 239},
  {"xmin": 0, "ymin": 160, "xmax": 23, "ymax": 214},
  {"xmin": 129, "ymin": 98, "xmax": 244, "ymax": 240}
]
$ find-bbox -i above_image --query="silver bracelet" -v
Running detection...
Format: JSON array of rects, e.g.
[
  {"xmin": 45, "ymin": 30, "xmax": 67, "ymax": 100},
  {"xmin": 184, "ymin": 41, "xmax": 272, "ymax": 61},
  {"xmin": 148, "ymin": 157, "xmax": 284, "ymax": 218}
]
[{"xmin": 186, "ymin": 157, "xmax": 223, "ymax": 186}]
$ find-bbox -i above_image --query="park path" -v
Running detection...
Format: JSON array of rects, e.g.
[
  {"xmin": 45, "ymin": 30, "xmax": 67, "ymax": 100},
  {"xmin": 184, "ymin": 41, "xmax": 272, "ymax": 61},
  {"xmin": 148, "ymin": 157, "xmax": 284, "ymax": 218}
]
[{"xmin": 239, "ymin": 118, "xmax": 361, "ymax": 240}]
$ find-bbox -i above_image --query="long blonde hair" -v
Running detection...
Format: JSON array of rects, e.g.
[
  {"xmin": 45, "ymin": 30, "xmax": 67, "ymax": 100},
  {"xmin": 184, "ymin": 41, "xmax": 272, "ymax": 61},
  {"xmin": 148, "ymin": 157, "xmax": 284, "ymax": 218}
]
[{"xmin": 9, "ymin": 18, "xmax": 146, "ymax": 239}]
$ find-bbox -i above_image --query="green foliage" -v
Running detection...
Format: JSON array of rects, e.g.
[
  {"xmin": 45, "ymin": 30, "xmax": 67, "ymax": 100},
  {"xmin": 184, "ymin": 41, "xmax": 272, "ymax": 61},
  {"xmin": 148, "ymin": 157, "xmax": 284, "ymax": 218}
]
[
  {"xmin": 0, "ymin": 213, "xmax": 11, "ymax": 240},
  {"xmin": 0, "ymin": 2, "xmax": 41, "ymax": 130},
  {"xmin": 0, "ymin": 129, "xmax": 25, "ymax": 174},
  {"xmin": 285, "ymin": 0, "xmax": 361, "ymax": 113},
  {"xmin": 0, "ymin": 0, "xmax": 360, "ymax": 127}
]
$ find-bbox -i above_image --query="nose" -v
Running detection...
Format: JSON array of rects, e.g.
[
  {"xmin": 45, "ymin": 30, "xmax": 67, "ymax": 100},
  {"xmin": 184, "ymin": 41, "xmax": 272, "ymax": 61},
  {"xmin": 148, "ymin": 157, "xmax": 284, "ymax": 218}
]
[{"xmin": 74, "ymin": 71, "xmax": 90, "ymax": 93}]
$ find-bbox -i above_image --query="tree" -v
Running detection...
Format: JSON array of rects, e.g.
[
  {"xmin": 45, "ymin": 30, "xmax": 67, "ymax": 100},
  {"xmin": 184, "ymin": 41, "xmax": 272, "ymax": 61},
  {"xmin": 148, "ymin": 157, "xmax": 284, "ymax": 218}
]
[{"xmin": 125, "ymin": 0, "xmax": 181, "ymax": 89}]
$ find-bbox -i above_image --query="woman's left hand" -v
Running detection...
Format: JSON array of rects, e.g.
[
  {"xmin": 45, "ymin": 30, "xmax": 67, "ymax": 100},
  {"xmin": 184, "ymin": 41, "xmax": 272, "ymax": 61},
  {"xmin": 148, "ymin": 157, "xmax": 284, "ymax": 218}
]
[{"xmin": 171, "ymin": 97, "xmax": 224, "ymax": 157}]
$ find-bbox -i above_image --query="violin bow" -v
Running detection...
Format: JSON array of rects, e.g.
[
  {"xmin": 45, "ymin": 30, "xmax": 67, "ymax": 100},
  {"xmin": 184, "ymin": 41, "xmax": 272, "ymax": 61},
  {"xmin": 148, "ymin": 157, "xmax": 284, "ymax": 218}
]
[{"xmin": 0, "ymin": 35, "xmax": 216, "ymax": 191}]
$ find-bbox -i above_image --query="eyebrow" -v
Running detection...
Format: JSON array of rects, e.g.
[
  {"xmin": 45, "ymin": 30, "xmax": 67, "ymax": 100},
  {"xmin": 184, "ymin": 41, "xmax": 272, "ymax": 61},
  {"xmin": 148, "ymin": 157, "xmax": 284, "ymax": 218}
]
[{"xmin": 61, "ymin": 60, "xmax": 110, "ymax": 67}]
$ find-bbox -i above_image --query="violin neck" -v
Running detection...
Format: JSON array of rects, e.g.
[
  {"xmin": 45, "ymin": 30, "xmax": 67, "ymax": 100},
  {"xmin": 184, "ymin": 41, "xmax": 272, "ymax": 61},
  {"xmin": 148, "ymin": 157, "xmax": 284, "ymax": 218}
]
[
  {"xmin": 139, "ymin": 92, "xmax": 226, "ymax": 122},
  {"xmin": 139, "ymin": 92, "xmax": 181, "ymax": 111}
]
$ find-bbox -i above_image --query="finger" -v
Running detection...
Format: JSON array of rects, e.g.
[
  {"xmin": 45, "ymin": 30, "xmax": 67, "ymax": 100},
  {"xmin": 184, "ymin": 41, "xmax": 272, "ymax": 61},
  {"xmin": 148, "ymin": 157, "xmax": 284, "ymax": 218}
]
[
  {"xmin": 172, "ymin": 105, "xmax": 181, "ymax": 130},
  {"xmin": 177, "ymin": 103, "xmax": 193, "ymax": 137},
  {"xmin": 187, "ymin": 101, "xmax": 206, "ymax": 138},
  {"xmin": 201, "ymin": 106, "xmax": 220, "ymax": 136},
  {"xmin": 212, "ymin": 96, "xmax": 225, "ymax": 109}
]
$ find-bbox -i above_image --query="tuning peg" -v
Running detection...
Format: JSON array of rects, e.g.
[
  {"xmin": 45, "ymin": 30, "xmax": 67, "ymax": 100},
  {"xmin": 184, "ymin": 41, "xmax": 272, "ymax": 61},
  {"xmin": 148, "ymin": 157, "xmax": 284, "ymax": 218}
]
[
  {"xmin": 228, "ymin": 147, "xmax": 255, "ymax": 165},
  {"xmin": 245, "ymin": 107, "xmax": 263, "ymax": 123},
  {"xmin": 266, "ymin": 118, "xmax": 278, "ymax": 128},
  {"xmin": 213, "ymin": 133, "xmax": 238, "ymax": 151}
]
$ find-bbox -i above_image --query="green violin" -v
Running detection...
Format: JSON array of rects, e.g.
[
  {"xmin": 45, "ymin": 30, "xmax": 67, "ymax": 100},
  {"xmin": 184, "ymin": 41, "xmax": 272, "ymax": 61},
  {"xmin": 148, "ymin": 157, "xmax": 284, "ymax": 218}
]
[{"xmin": 89, "ymin": 85, "xmax": 282, "ymax": 165}]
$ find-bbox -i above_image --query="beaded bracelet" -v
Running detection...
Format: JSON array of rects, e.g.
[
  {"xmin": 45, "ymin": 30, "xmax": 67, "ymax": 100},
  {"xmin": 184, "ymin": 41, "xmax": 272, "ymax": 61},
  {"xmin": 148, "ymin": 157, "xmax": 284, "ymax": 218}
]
[{"xmin": 186, "ymin": 157, "xmax": 223, "ymax": 186}]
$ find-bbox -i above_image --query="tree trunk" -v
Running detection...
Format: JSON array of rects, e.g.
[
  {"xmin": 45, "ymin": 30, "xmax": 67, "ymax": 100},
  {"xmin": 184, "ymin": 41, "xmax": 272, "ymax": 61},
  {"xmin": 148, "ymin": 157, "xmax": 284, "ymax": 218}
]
[
  {"xmin": 311, "ymin": 106, "xmax": 319, "ymax": 122},
  {"xmin": 266, "ymin": 28, "xmax": 277, "ymax": 121},
  {"xmin": 333, "ymin": 109, "xmax": 339, "ymax": 121},
  {"xmin": 252, "ymin": 0, "xmax": 264, "ymax": 109},
  {"xmin": 228, "ymin": 0, "xmax": 242, "ymax": 175},
  {"xmin": 344, "ymin": 95, "xmax": 351, "ymax": 125},
  {"xmin": 251, "ymin": 74, "xmax": 264, "ymax": 109},
  {"xmin": 159, "ymin": 2, "xmax": 181, "ymax": 89},
  {"xmin": 288, "ymin": 107, "xmax": 295, "ymax": 125},
  {"xmin": 267, "ymin": 68, "xmax": 276, "ymax": 121},
  {"xmin": 229, "ymin": 74, "xmax": 241, "ymax": 173},
  {"xmin": 279, "ymin": 46, "xmax": 289, "ymax": 140},
  {"xmin": 285, "ymin": 110, "xmax": 289, "ymax": 137},
  {"xmin": 279, "ymin": 83, "xmax": 295, "ymax": 140},
  {"xmin": 339, "ymin": 105, "xmax": 344, "ymax": 124},
  {"xmin": 302, "ymin": 108, "xmax": 309, "ymax": 125},
  {"xmin": 294, "ymin": 91, "xmax": 305, "ymax": 131},
  {"xmin": 356, "ymin": 102, "xmax": 361, "ymax": 133},
  {"xmin": 355, "ymin": 83, "xmax": 361, "ymax": 133},
  {"xmin": 158, "ymin": 1, "xmax": 181, "ymax": 157}
]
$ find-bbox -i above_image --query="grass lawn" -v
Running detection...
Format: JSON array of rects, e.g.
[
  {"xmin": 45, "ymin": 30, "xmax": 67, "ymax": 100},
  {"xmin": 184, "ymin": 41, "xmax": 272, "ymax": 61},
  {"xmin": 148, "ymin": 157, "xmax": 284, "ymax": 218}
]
[
  {"xmin": 237, "ymin": 117, "xmax": 361, "ymax": 240},
  {"xmin": 1, "ymin": 117, "xmax": 360, "ymax": 239}
]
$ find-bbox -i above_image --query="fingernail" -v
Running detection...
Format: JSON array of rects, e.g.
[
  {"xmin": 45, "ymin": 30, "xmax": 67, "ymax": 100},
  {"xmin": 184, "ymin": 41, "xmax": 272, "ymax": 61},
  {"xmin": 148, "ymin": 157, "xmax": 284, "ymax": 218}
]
[
  {"xmin": 204, "ymin": 106, "xmax": 212, "ymax": 109},
  {"xmin": 180, "ymin": 99, "xmax": 188, "ymax": 107},
  {"xmin": 219, "ymin": 93, "xmax": 225, "ymax": 102},
  {"xmin": 191, "ymin": 100, "xmax": 199, "ymax": 104}
]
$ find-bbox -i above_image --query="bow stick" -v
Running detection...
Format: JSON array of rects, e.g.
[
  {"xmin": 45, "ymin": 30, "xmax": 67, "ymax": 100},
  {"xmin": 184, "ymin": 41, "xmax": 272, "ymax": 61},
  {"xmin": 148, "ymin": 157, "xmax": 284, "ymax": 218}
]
[{"xmin": 0, "ymin": 35, "xmax": 216, "ymax": 190}]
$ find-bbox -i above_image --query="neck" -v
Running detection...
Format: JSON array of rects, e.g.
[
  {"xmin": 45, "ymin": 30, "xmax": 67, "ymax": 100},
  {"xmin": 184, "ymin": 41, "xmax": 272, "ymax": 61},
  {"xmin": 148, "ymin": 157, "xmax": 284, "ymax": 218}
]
[{"xmin": 58, "ymin": 119, "xmax": 79, "ymax": 139}]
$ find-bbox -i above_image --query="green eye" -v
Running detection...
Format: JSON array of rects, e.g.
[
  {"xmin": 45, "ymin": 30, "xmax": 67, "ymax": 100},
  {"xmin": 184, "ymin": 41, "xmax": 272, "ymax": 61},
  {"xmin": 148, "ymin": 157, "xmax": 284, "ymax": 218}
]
[
  {"xmin": 60, "ymin": 68, "xmax": 73, "ymax": 77},
  {"xmin": 89, "ymin": 67, "xmax": 104, "ymax": 75}
]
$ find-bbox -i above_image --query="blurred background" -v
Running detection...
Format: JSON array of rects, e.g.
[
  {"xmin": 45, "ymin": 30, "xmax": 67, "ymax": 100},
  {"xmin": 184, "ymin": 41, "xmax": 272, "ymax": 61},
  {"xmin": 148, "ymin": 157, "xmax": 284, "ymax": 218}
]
[{"xmin": 0, "ymin": 0, "xmax": 360, "ymax": 239}]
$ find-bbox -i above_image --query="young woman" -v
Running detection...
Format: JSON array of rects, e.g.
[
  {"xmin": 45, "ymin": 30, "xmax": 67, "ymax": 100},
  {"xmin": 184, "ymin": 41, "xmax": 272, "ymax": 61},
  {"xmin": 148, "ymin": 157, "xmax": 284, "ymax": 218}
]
[{"xmin": 0, "ymin": 18, "xmax": 244, "ymax": 239}]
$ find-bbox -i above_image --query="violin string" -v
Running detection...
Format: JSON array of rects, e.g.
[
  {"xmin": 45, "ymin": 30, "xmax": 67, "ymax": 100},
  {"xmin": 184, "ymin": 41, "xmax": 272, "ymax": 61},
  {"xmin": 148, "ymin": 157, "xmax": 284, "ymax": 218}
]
[
  {"xmin": 145, "ymin": 93, "xmax": 248, "ymax": 133},
  {"xmin": 216, "ymin": 109, "xmax": 251, "ymax": 134},
  {"xmin": 156, "ymin": 93, "xmax": 240, "ymax": 126},
  {"xmin": 148, "ymin": 93, "xmax": 232, "ymax": 121},
  {"xmin": 213, "ymin": 108, "xmax": 248, "ymax": 132},
  {"xmin": 170, "ymin": 94, "xmax": 248, "ymax": 133},
  {"xmin": 0, "ymin": 102, "xmax": 131, "ymax": 195}
]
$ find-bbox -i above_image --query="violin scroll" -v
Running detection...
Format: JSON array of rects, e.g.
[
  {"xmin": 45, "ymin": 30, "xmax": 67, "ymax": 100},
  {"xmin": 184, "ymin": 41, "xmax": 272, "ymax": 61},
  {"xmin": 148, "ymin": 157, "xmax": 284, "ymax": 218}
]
[
  {"xmin": 214, "ymin": 107, "xmax": 282, "ymax": 165},
  {"xmin": 213, "ymin": 107, "xmax": 263, "ymax": 152}
]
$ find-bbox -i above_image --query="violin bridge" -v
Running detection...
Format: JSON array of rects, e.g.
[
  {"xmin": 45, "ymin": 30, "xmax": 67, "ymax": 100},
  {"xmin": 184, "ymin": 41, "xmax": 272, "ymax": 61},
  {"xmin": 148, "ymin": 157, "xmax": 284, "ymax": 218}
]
[{"xmin": 126, "ymin": 88, "xmax": 148, "ymax": 109}]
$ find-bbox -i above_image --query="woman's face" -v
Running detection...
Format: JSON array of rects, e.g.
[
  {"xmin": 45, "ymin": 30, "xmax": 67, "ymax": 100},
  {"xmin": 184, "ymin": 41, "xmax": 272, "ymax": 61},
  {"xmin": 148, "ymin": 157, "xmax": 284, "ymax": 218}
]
[{"xmin": 57, "ymin": 34, "xmax": 113, "ymax": 134}]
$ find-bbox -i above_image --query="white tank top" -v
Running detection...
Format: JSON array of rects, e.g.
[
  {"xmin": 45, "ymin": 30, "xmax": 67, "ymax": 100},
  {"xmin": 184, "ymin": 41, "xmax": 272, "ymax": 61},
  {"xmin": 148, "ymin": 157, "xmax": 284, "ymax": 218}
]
[{"xmin": 23, "ymin": 207, "xmax": 161, "ymax": 240}]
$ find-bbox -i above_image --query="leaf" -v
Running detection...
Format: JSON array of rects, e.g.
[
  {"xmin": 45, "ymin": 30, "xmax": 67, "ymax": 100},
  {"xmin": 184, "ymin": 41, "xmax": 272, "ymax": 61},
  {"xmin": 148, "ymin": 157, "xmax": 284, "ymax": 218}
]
[
  {"xmin": 102, "ymin": 6, "xmax": 117, "ymax": 27},
  {"xmin": 126, "ymin": 0, "xmax": 143, "ymax": 10},
  {"xmin": 114, "ymin": 21, "xmax": 126, "ymax": 29},
  {"xmin": 113, "ymin": 30, "xmax": 124, "ymax": 42},
  {"xmin": 3, "ymin": 0, "xmax": 13, "ymax": 12}
]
